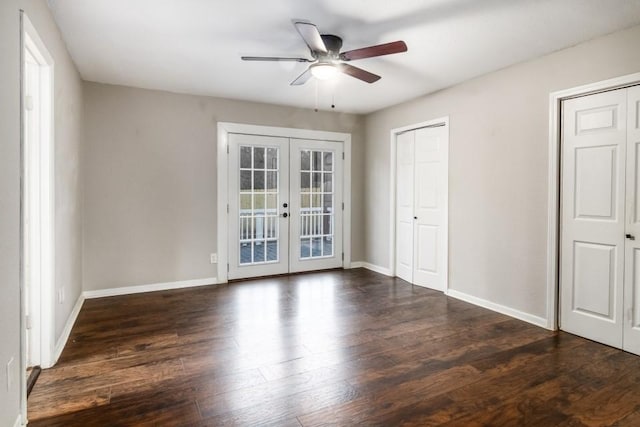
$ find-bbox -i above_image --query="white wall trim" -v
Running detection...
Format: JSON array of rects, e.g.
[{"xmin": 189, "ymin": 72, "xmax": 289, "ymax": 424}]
[
  {"xmin": 13, "ymin": 413, "xmax": 22, "ymax": 427},
  {"xmin": 388, "ymin": 117, "xmax": 449, "ymax": 290},
  {"xmin": 546, "ymin": 71, "xmax": 640, "ymax": 331},
  {"xmin": 19, "ymin": 11, "xmax": 26, "ymax": 424},
  {"xmin": 217, "ymin": 122, "xmax": 352, "ymax": 283},
  {"xmin": 350, "ymin": 261, "xmax": 393, "ymax": 277},
  {"xmin": 51, "ymin": 293, "xmax": 84, "ymax": 366},
  {"xmin": 447, "ymin": 289, "xmax": 548, "ymax": 329},
  {"xmin": 83, "ymin": 277, "xmax": 219, "ymax": 299}
]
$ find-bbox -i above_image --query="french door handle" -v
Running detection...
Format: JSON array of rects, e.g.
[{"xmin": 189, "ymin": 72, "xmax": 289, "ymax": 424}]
[
  {"xmin": 626, "ymin": 233, "xmax": 635, "ymax": 240},
  {"xmin": 282, "ymin": 212, "xmax": 288, "ymax": 218}
]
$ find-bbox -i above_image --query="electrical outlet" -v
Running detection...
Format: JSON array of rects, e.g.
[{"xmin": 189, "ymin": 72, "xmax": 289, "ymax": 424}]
[
  {"xmin": 210, "ymin": 253, "xmax": 217, "ymax": 264},
  {"xmin": 6, "ymin": 357, "xmax": 13, "ymax": 391}
]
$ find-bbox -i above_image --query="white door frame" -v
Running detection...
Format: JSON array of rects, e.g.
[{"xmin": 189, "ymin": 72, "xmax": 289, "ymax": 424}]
[
  {"xmin": 20, "ymin": 11, "xmax": 56, "ymax": 424},
  {"xmin": 21, "ymin": 13, "xmax": 56, "ymax": 368},
  {"xmin": 217, "ymin": 122, "xmax": 352, "ymax": 283},
  {"xmin": 546, "ymin": 71, "xmax": 640, "ymax": 331},
  {"xmin": 389, "ymin": 116, "xmax": 449, "ymax": 291}
]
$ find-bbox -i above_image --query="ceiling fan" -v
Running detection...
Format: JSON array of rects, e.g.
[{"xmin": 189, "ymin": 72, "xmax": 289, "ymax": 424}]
[{"xmin": 241, "ymin": 20, "xmax": 408, "ymax": 86}]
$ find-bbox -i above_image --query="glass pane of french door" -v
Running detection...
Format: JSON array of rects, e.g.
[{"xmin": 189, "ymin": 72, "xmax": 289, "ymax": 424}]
[
  {"xmin": 228, "ymin": 134, "xmax": 289, "ymax": 280},
  {"xmin": 238, "ymin": 145, "xmax": 280, "ymax": 264},
  {"xmin": 299, "ymin": 149, "xmax": 334, "ymax": 259}
]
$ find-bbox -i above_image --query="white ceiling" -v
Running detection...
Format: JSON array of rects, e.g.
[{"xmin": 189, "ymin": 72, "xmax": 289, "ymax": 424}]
[{"xmin": 48, "ymin": 0, "xmax": 640, "ymax": 114}]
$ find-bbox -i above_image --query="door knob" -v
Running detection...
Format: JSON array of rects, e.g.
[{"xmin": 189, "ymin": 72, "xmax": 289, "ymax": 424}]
[
  {"xmin": 626, "ymin": 234, "xmax": 635, "ymax": 240},
  {"xmin": 282, "ymin": 212, "xmax": 288, "ymax": 218}
]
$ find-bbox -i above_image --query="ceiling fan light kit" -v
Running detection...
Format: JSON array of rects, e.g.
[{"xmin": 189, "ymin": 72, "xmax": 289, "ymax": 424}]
[
  {"xmin": 241, "ymin": 20, "xmax": 408, "ymax": 86},
  {"xmin": 310, "ymin": 63, "xmax": 338, "ymax": 80}
]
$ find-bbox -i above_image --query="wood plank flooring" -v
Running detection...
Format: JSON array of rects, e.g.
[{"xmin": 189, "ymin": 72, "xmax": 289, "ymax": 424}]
[{"xmin": 28, "ymin": 269, "xmax": 640, "ymax": 426}]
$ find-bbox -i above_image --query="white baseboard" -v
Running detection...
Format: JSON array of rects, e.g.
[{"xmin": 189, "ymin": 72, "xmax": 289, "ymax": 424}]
[
  {"xmin": 83, "ymin": 277, "xmax": 219, "ymax": 299},
  {"xmin": 350, "ymin": 261, "xmax": 393, "ymax": 277},
  {"xmin": 350, "ymin": 263, "xmax": 549, "ymax": 330},
  {"xmin": 51, "ymin": 293, "xmax": 85, "ymax": 366},
  {"xmin": 446, "ymin": 289, "xmax": 549, "ymax": 329}
]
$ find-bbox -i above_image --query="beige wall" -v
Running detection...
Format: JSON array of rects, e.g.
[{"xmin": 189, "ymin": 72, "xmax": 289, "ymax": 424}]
[
  {"xmin": 364, "ymin": 24, "xmax": 640, "ymax": 321},
  {"xmin": 22, "ymin": 0, "xmax": 85, "ymax": 349},
  {"xmin": 0, "ymin": 1, "xmax": 83, "ymax": 422},
  {"xmin": 82, "ymin": 82, "xmax": 365, "ymax": 291},
  {"xmin": 0, "ymin": 1, "xmax": 22, "ymax": 424}
]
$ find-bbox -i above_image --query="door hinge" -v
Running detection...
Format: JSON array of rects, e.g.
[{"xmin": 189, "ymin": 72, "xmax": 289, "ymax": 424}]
[
  {"xmin": 227, "ymin": 263, "xmax": 230, "ymax": 272},
  {"xmin": 227, "ymin": 144, "xmax": 229, "ymax": 154},
  {"xmin": 25, "ymin": 95, "xmax": 34, "ymax": 111},
  {"xmin": 342, "ymin": 202, "xmax": 344, "ymax": 210},
  {"xmin": 342, "ymin": 252, "xmax": 344, "ymax": 261},
  {"xmin": 342, "ymin": 152, "xmax": 345, "ymax": 160},
  {"xmin": 25, "ymin": 315, "xmax": 32, "ymax": 330},
  {"xmin": 227, "ymin": 204, "xmax": 229, "ymax": 213}
]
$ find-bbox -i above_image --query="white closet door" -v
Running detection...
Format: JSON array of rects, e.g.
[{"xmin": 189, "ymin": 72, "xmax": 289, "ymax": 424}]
[
  {"xmin": 395, "ymin": 131, "xmax": 415, "ymax": 283},
  {"xmin": 560, "ymin": 89, "xmax": 627, "ymax": 348},
  {"xmin": 395, "ymin": 125, "xmax": 448, "ymax": 290},
  {"xmin": 412, "ymin": 126, "xmax": 447, "ymax": 291},
  {"xmin": 624, "ymin": 86, "xmax": 640, "ymax": 355},
  {"xmin": 228, "ymin": 134, "xmax": 290, "ymax": 280}
]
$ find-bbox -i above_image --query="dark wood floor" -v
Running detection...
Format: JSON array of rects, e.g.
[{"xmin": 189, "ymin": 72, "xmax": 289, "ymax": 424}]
[{"xmin": 28, "ymin": 269, "xmax": 640, "ymax": 426}]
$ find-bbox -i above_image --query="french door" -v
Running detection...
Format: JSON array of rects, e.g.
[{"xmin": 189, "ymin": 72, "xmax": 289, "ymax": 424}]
[
  {"xmin": 228, "ymin": 133, "xmax": 343, "ymax": 280},
  {"xmin": 560, "ymin": 85, "xmax": 640, "ymax": 355}
]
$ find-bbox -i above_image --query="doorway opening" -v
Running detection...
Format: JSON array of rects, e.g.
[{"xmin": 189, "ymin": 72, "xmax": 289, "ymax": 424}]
[{"xmin": 21, "ymin": 13, "xmax": 55, "ymax": 384}]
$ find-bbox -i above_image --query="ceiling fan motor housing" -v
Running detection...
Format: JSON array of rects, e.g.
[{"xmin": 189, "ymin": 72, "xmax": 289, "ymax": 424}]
[{"xmin": 319, "ymin": 34, "xmax": 343, "ymax": 57}]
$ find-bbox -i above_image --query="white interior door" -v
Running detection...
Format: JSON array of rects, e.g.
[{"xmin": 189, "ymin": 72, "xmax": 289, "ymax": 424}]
[
  {"xmin": 624, "ymin": 85, "xmax": 640, "ymax": 355},
  {"xmin": 395, "ymin": 131, "xmax": 415, "ymax": 283},
  {"xmin": 228, "ymin": 134, "xmax": 290, "ymax": 280},
  {"xmin": 395, "ymin": 124, "xmax": 448, "ymax": 291},
  {"xmin": 289, "ymin": 139, "xmax": 343, "ymax": 272},
  {"xmin": 24, "ymin": 49, "xmax": 42, "ymax": 367},
  {"xmin": 560, "ymin": 89, "xmax": 627, "ymax": 348},
  {"xmin": 413, "ymin": 126, "xmax": 447, "ymax": 290}
]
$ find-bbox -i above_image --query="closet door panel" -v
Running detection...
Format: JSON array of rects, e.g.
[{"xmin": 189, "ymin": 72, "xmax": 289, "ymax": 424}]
[
  {"xmin": 413, "ymin": 126, "xmax": 447, "ymax": 291},
  {"xmin": 624, "ymin": 85, "xmax": 640, "ymax": 355},
  {"xmin": 560, "ymin": 89, "xmax": 627, "ymax": 348},
  {"xmin": 395, "ymin": 131, "xmax": 415, "ymax": 283}
]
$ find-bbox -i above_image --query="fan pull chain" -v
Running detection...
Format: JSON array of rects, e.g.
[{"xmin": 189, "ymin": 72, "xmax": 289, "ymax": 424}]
[{"xmin": 314, "ymin": 80, "xmax": 319, "ymax": 112}]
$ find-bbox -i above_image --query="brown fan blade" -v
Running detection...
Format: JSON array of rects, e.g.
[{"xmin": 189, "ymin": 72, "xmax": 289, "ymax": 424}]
[
  {"xmin": 241, "ymin": 56, "xmax": 312, "ymax": 62},
  {"xmin": 293, "ymin": 21, "xmax": 327, "ymax": 54},
  {"xmin": 290, "ymin": 67, "xmax": 313, "ymax": 86},
  {"xmin": 340, "ymin": 41, "xmax": 407, "ymax": 61},
  {"xmin": 336, "ymin": 63, "xmax": 381, "ymax": 83}
]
